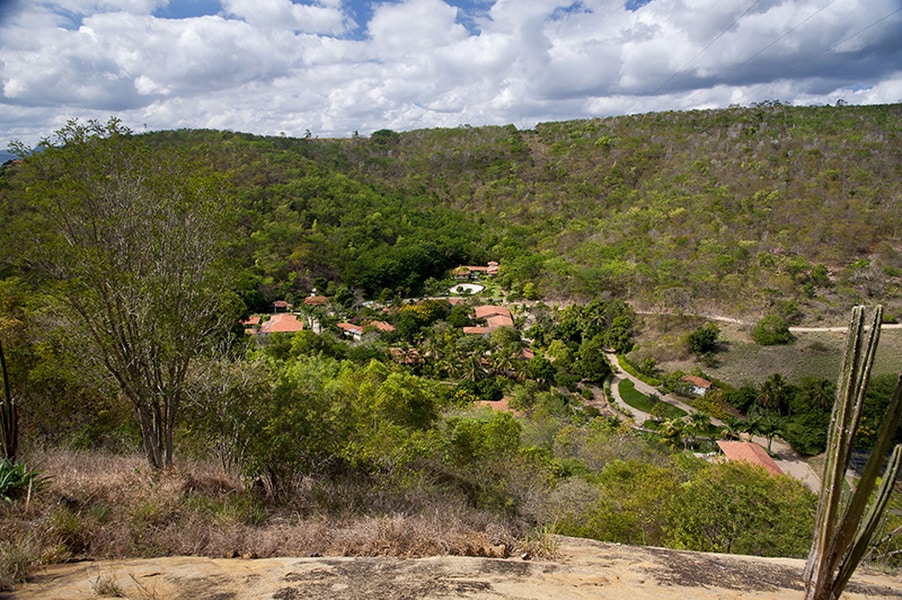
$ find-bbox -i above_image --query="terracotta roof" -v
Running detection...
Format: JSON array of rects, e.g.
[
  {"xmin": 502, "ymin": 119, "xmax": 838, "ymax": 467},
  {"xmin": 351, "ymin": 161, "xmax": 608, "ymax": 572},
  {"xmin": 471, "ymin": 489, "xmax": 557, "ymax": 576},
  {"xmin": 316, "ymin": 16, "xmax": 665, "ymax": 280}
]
[
  {"xmin": 241, "ymin": 316, "xmax": 261, "ymax": 326},
  {"xmin": 304, "ymin": 295, "xmax": 329, "ymax": 306},
  {"xmin": 486, "ymin": 314, "xmax": 514, "ymax": 329},
  {"xmin": 273, "ymin": 300, "xmax": 293, "ymax": 309},
  {"xmin": 474, "ymin": 305, "xmax": 511, "ymax": 320},
  {"xmin": 716, "ymin": 441, "xmax": 782, "ymax": 476},
  {"xmin": 337, "ymin": 322, "xmax": 364, "ymax": 336},
  {"xmin": 259, "ymin": 313, "xmax": 304, "ymax": 334},
  {"xmin": 682, "ymin": 375, "xmax": 713, "ymax": 389},
  {"xmin": 366, "ymin": 320, "xmax": 395, "ymax": 332},
  {"xmin": 453, "ymin": 262, "xmax": 500, "ymax": 276},
  {"xmin": 463, "ymin": 326, "xmax": 490, "ymax": 335}
]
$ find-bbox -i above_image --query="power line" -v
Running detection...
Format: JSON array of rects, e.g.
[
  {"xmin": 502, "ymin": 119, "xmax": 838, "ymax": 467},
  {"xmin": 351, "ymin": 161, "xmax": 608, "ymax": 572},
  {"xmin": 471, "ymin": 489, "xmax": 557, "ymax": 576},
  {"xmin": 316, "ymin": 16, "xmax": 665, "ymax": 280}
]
[
  {"xmin": 719, "ymin": 0, "xmax": 840, "ymax": 81},
  {"xmin": 654, "ymin": 0, "xmax": 762, "ymax": 94},
  {"xmin": 778, "ymin": 5, "xmax": 902, "ymax": 80}
]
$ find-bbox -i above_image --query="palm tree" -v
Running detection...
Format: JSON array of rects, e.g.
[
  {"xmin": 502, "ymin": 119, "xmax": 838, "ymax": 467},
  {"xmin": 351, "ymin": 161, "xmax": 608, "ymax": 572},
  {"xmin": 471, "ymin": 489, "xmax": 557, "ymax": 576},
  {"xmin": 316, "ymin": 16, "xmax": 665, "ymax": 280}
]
[
  {"xmin": 757, "ymin": 413, "xmax": 784, "ymax": 454},
  {"xmin": 719, "ymin": 415, "xmax": 744, "ymax": 441},
  {"xmin": 757, "ymin": 373, "xmax": 791, "ymax": 415},
  {"xmin": 737, "ymin": 413, "xmax": 762, "ymax": 442},
  {"xmin": 798, "ymin": 377, "xmax": 834, "ymax": 410},
  {"xmin": 658, "ymin": 418, "xmax": 685, "ymax": 450},
  {"xmin": 683, "ymin": 412, "xmax": 711, "ymax": 450}
]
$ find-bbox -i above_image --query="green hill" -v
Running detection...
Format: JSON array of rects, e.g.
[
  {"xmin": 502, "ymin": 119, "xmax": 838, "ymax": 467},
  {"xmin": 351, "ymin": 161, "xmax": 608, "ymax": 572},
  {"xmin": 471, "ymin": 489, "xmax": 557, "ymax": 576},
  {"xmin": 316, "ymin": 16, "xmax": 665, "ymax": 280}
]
[{"xmin": 5, "ymin": 103, "xmax": 901, "ymax": 322}]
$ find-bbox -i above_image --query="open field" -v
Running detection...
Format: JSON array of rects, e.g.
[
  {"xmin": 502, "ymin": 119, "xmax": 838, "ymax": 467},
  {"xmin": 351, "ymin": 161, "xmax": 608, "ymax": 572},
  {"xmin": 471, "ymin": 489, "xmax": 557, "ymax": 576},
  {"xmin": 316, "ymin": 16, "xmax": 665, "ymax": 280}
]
[{"xmin": 636, "ymin": 316, "xmax": 902, "ymax": 387}]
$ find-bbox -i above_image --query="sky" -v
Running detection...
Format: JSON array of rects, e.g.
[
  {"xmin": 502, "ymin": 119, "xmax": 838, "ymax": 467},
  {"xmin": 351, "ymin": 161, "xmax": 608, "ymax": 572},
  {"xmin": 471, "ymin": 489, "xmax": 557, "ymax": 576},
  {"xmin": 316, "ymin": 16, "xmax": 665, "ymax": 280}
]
[{"xmin": 1, "ymin": 0, "xmax": 900, "ymax": 147}]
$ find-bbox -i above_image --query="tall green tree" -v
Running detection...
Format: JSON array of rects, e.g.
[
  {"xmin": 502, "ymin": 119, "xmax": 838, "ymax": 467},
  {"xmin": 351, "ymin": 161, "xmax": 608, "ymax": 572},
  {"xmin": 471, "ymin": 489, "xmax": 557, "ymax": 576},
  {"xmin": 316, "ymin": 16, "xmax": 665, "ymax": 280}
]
[
  {"xmin": 12, "ymin": 119, "xmax": 237, "ymax": 469},
  {"xmin": 667, "ymin": 461, "xmax": 816, "ymax": 557}
]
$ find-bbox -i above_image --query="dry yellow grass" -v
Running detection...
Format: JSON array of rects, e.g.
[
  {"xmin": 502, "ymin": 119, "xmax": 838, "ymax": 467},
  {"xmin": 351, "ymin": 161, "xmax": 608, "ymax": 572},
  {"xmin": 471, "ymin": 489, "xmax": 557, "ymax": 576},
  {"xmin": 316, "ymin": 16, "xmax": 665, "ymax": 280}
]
[{"xmin": 0, "ymin": 447, "xmax": 539, "ymax": 592}]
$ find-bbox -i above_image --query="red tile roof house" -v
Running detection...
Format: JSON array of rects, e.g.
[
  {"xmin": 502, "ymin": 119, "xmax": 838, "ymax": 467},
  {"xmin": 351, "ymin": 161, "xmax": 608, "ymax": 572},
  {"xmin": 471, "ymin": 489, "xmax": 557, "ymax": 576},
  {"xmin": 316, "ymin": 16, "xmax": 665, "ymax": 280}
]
[
  {"xmin": 716, "ymin": 440, "xmax": 783, "ymax": 477},
  {"xmin": 258, "ymin": 313, "xmax": 305, "ymax": 334},
  {"xmin": 452, "ymin": 261, "xmax": 500, "ymax": 280},
  {"xmin": 337, "ymin": 320, "xmax": 396, "ymax": 341},
  {"xmin": 464, "ymin": 305, "xmax": 514, "ymax": 335},
  {"xmin": 337, "ymin": 322, "xmax": 364, "ymax": 339},
  {"xmin": 682, "ymin": 374, "xmax": 713, "ymax": 396},
  {"xmin": 272, "ymin": 300, "xmax": 293, "ymax": 312},
  {"xmin": 240, "ymin": 315, "xmax": 262, "ymax": 334},
  {"xmin": 366, "ymin": 320, "xmax": 396, "ymax": 333}
]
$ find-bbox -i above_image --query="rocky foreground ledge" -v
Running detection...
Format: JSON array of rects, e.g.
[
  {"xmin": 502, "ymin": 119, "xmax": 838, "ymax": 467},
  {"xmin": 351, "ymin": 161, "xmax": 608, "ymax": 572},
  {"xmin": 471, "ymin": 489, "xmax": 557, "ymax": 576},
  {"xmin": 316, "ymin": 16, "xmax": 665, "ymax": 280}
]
[{"xmin": 6, "ymin": 537, "xmax": 901, "ymax": 600}]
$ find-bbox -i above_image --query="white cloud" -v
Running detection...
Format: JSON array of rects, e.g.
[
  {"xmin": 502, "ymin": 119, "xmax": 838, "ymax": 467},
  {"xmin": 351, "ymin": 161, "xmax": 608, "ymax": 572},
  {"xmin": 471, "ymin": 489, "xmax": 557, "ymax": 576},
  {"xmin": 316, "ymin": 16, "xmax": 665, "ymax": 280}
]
[
  {"xmin": 222, "ymin": 0, "xmax": 350, "ymax": 34},
  {"xmin": 1, "ymin": 0, "xmax": 900, "ymax": 146}
]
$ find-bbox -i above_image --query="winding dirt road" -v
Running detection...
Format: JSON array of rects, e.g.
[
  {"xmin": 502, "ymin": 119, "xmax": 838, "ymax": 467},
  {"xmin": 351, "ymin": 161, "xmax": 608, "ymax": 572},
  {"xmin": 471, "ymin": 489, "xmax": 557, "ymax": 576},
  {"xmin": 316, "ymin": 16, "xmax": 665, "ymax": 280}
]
[{"xmin": 603, "ymin": 352, "xmax": 822, "ymax": 492}]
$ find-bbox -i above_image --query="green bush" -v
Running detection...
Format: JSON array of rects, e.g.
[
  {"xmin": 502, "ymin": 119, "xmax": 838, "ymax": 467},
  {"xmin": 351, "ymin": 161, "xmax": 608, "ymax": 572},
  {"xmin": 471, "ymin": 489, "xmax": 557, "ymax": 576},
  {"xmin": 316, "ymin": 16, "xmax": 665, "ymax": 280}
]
[
  {"xmin": 687, "ymin": 324, "xmax": 719, "ymax": 355},
  {"xmin": 665, "ymin": 461, "xmax": 816, "ymax": 557},
  {"xmin": 0, "ymin": 460, "xmax": 42, "ymax": 503},
  {"xmin": 752, "ymin": 314, "xmax": 794, "ymax": 346}
]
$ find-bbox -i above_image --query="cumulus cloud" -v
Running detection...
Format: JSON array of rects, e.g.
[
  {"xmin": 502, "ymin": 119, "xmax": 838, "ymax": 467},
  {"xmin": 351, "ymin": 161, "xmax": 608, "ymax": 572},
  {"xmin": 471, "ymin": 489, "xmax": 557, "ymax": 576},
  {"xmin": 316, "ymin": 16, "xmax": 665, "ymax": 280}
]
[
  {"xmin": 1, "ymin": 0, "xmax": 900, "ymax": 145},
  {"xmin": 222, "ymin": 0, "xmax": 350, "ymax": 34}
]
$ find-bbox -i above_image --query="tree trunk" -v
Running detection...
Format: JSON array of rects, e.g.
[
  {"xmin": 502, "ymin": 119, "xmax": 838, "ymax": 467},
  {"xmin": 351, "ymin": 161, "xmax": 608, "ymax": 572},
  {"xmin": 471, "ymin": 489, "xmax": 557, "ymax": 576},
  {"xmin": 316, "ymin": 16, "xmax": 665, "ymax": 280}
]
[{"xmin": 0, "ymin": 340, "xmax": 18, "ymax": 463}]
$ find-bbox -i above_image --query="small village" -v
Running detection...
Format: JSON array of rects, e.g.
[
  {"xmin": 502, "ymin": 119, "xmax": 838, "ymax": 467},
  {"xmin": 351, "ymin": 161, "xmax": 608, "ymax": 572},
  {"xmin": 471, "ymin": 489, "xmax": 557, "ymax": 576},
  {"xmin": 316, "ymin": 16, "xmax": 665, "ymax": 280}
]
[{"xmin": 240, "ymin": 260, "xmax": 820, "ymax": 492}]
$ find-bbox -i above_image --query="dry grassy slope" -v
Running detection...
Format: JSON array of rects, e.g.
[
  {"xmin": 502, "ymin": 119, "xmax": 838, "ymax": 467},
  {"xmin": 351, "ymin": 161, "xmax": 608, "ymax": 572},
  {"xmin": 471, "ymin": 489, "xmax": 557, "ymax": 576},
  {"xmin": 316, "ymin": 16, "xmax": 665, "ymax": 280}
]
[{"xmin": 9, "ymin": 537, "xmax": 901, "ymax": 600}]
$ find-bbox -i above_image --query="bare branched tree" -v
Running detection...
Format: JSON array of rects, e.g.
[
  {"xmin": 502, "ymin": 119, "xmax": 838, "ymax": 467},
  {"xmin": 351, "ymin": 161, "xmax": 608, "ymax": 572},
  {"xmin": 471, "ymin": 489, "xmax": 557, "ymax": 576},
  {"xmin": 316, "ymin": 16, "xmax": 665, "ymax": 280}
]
[{"xmin": 13, "ymin": 119, "xmax": 237, "ymax": 469}]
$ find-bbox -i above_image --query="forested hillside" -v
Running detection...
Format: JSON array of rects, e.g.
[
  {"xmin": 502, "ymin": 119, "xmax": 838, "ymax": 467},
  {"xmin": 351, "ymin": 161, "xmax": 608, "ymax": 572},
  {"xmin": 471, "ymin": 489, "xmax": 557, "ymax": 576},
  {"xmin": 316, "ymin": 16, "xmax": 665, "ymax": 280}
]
[
  {"xmin": 1, "ymin": 108, "xmax": 901, "ymax": 589},
  {"xmin": 132, "ymin": 102, "xmax": 901, "ymax": 322}
]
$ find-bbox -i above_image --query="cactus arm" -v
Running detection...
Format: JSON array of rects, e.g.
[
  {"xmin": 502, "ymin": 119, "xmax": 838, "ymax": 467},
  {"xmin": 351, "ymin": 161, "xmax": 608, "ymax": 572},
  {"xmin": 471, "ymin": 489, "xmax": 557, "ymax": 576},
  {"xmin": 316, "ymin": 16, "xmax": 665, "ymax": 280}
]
[
  {"xmin": 832, "ymin": 444, "xmax": 902, "ymax": 598},
  {"xmin": 804, "ymin": 307, "xmax": 872, "ymax": 588},
  {"xmin": 820, "ymin": 308, "xmax": 885, "ymax": 575},
  {"xmin": 0, "ymin": 339, "xmax": 18, "ymax": 463}
]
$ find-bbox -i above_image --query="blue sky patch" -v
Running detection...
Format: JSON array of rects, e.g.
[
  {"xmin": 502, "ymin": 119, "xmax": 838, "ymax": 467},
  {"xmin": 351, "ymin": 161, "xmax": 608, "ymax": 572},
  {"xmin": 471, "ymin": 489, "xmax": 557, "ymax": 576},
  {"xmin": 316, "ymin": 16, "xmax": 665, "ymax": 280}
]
[
  {"xmin": 625, "ymin": 0, "xmax": 653, "ymax": 11},
  {"xmin": 152, "ymin": 0, "xmax": 223, "ymax": 20}
]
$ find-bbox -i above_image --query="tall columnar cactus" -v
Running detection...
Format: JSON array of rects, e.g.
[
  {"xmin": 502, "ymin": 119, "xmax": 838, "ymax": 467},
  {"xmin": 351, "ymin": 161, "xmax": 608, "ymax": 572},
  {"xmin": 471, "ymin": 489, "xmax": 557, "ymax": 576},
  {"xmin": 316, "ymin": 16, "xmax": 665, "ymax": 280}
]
[
  {"xmin": 804, "ymin": 306, "xmax": 902, "ymax": 600},
  {"xmin": 0, "ymin": 339, "xmax": 17, "ymax": 462}
]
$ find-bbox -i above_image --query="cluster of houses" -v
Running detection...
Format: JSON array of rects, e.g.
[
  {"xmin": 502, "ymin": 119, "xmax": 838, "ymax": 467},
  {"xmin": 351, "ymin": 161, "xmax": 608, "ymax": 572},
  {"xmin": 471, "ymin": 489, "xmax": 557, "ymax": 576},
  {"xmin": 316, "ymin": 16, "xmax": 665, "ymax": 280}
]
[
  {"xmin": 243, "ymin": 261, "xmax": 505, "ymax": 339},
  {"xmin": 238, "ymin": 261, "xmax": 794, "ymax": 485},
  {"xmin": 243, "ymin": 299, "xmax": 517, "ymax": 343}
]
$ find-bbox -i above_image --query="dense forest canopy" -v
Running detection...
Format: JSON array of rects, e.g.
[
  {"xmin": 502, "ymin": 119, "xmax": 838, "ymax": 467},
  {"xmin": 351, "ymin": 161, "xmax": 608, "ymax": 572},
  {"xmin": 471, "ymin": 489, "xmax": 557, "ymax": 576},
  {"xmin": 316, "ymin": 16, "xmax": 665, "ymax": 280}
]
[
  {"xmin": 55, "ymin": 103, "xmax": 897, "ymax": 321},
  {"xmin": 6, "ymin": 103, "xmax": 897, "ymax": 320}
]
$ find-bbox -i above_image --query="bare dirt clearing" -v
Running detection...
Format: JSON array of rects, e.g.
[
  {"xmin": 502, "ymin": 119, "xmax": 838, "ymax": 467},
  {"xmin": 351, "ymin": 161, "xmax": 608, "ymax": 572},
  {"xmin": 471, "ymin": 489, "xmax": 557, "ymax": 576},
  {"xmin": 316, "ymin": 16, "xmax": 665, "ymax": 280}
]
[{"xmin": 7, "ymin": 537, "xmax": 901, "ymax": 600}]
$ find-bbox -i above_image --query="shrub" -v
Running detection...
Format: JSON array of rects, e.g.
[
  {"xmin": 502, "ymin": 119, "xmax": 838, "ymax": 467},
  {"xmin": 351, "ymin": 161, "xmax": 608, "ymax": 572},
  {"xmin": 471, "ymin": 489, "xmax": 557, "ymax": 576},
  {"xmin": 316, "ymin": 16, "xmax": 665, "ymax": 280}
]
[
  {"xmin": 686, "ymin": 324, "xmax": 719, "ymax": 355},
  {"xmin": 666, "ymin": 461, "xmax": 816, "ymax": 557},
  {"xmin": 0, "ymin": 460, "xmax": 43, "ymax": 503},
  {"xmin": 752, "ymin": 314, "xmax": 794, "ymax": 346}
]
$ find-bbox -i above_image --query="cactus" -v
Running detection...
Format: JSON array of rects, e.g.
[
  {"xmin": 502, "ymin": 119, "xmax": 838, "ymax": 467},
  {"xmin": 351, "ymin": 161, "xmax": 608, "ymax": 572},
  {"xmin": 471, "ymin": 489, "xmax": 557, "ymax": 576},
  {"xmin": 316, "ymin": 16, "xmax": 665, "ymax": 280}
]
[
  {"xmin": 0, "ymin": 339, "xmax": 17, "ymax": 463},
  {"xmin": 803, "ymin": 306, "xmax": 902, "ymax": 600}
]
